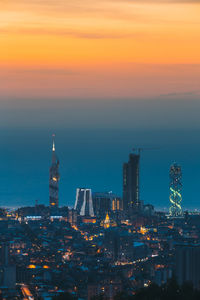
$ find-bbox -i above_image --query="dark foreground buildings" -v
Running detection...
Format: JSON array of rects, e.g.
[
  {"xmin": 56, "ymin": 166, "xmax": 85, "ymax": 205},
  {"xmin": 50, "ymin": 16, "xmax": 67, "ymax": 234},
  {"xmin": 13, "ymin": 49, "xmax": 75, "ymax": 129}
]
[{"xmin": 175, "ymin": 243, "xmax": 200, "ymax": 289}]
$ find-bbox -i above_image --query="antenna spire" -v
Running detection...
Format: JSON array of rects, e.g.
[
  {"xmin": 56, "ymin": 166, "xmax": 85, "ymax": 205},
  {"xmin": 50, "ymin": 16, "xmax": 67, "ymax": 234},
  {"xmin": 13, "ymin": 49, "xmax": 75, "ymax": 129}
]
[{"xmin": 52, "ymin": 134, "xmax": 55, "ymax": 152}]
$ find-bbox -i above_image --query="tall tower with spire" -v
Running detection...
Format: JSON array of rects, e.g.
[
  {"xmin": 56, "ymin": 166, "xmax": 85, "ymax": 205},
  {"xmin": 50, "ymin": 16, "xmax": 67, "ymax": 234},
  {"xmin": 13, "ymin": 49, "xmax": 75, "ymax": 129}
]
[{"xmin": 49, "ymin": 135, "xmax": 60, "ymax": 208}]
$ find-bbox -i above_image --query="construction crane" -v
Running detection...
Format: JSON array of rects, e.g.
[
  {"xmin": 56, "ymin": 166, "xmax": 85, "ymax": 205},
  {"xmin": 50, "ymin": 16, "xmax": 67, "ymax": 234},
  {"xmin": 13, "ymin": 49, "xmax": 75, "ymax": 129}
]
[{"xmin": 132, "ymin": 147, "xmax": 159, "ymax": 154}]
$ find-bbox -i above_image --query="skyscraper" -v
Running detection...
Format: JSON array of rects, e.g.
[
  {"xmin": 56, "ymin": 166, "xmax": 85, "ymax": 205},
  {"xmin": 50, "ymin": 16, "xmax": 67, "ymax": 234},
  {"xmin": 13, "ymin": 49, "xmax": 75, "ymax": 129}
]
[
  {"xmin": 49, "ymin": 135, "xmax": 60, "ymax": 208},
  {"xmin": 74, "ymin": 188, "xmax": 94, "ymax": 217},
  {"xmin": 169, "ymin": 163, "xmax": 182, "ymax": 217},
  {"xmin": 123, "ymin": 152, "xmax": 140, "ymax": 213}
]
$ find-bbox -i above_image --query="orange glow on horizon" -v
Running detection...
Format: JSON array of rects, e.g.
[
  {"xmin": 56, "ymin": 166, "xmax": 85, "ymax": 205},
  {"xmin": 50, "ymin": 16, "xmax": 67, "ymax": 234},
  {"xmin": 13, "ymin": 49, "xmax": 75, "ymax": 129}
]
[{"xmin": 0, "ymin": 0, "xmax": 200, "ymax": 99}]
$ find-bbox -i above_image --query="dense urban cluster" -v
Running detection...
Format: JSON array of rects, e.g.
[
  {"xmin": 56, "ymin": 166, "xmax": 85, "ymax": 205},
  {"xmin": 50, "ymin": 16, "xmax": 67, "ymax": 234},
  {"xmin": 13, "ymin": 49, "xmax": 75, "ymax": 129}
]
[
  {"xmin": 1, "ymin": 205, "xmax": 200, "ymax": 299},
  {"xmin": 0, "ymin": 143, "xmax": 199, "ymax": 300}
]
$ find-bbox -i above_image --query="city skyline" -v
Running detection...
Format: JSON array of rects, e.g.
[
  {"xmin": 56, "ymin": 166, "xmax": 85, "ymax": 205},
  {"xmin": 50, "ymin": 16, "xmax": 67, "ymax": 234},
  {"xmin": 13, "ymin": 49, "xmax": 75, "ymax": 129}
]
[{"xmin": 1, "ymin": 129, "xmax": 200, "ymax": 212}]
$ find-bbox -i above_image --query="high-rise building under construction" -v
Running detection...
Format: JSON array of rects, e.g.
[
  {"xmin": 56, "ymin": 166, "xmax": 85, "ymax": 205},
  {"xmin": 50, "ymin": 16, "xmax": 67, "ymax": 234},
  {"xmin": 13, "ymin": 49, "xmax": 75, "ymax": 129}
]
[
  {"xmin": 49, "ymin": 136, "xmax": 60, "ymax": 208},
  {"xmin": 123, "ymin": 152, "xmax": 141, "ymax": 214}
]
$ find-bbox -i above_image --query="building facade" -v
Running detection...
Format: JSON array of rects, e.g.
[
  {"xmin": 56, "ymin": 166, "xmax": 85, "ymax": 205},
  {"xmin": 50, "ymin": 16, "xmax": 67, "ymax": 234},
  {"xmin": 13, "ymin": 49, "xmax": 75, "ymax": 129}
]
[
  {"xmin": 74, "ymin": 188, "xmax": 94, "ymax": 217},
  {"xmin": 93, "ymin": 192, "xmax": 122, "ymax": 217}
]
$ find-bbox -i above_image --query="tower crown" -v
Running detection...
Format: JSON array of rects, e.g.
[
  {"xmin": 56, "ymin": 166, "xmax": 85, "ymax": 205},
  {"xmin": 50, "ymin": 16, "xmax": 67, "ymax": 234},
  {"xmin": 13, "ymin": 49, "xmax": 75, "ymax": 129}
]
[
  {"xmin": 51, "ymin": 134, "xmax": 58, "ymax": 165},
  {"xmin": 52, "ymin": 134, "xmax": 56, "ymax": 151}
]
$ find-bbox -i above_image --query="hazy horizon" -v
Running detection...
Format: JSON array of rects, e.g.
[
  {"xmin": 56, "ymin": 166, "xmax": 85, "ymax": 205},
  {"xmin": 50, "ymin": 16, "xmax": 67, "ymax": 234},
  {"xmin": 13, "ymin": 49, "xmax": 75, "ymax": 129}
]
[{"xmin": 1, "ymin": 0, "xmax": 200, "ymax": 211}]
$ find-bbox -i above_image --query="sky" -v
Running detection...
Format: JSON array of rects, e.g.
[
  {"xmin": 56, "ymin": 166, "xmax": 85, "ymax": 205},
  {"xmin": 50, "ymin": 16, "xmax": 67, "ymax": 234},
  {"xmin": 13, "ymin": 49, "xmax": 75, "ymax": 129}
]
[
  {"xmin": 0, "ymin": 0, "xmax": 200, "ymax": 99},
  {"xmin": 0, "ymin": 0, "xmax": 200, "ymax": 209}
]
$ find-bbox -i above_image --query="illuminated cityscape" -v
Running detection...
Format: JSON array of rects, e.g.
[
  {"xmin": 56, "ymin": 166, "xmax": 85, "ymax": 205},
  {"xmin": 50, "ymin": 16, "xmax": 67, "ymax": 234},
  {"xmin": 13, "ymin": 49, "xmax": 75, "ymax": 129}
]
[{"xmin": 0, "ymin": 141, "xmax": 200, "ymax": 299}]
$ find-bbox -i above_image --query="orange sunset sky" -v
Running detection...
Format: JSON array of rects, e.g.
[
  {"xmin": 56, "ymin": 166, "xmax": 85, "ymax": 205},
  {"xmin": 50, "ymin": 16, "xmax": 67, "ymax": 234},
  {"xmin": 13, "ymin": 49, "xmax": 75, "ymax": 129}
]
[{"xmin": 0, "ymin": 0, "xmax": 200, "ymax": 100}]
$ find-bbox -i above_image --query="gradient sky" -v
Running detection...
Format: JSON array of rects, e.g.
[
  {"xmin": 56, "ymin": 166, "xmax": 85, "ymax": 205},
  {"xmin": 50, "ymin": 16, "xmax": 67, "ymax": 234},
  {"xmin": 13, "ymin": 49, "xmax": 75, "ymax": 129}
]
[
  {"xmin": 1, "ymin": 0, "xmax": 200, "ymax": 210},
  {"xmin": 0, "ymin": 0, "xmax": 200, "ymax": 99}
]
